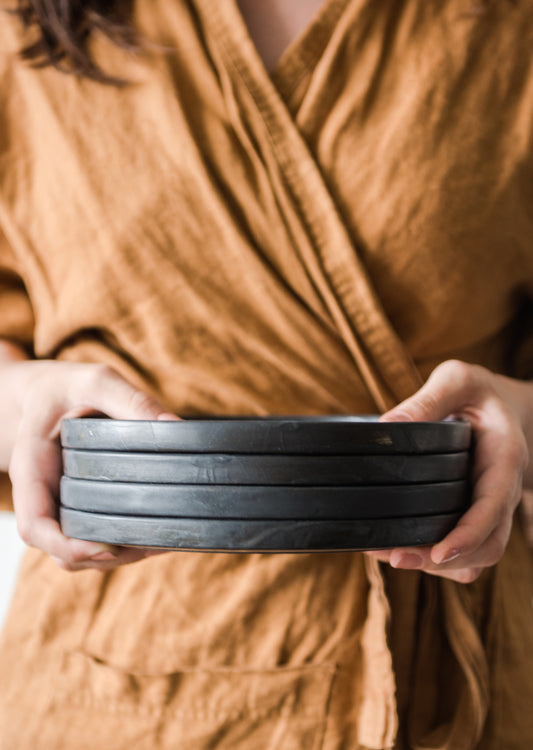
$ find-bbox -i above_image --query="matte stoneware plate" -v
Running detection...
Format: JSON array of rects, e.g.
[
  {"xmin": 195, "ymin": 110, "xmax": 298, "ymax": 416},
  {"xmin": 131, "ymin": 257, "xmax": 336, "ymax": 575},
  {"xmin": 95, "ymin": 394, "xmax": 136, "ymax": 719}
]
[
  {"xmin": 61, "ymin": 417, "xmax": 471, "ymax": 455},
  {"xmin": 62, "ymin": 449, "xmax": 470, "ymax": 486},
  {"xmin": 59, "ymin": 507, "xmax": 463, "ymax": 551},
  {"xmin": 60, "ymin": 476, "xmax": 470, "ymax": 519}
]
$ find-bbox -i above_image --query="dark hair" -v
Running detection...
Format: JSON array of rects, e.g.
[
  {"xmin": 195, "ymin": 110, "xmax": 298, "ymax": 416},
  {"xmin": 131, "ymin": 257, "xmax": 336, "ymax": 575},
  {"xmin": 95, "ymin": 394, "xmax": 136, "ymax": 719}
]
[
  {"xmin": 9, "ymin": 0, "xmax": 138, "ymax": 84},
  {"xmin": 8, "ymin": 0, "xmax": 498, "ymax": 84}
]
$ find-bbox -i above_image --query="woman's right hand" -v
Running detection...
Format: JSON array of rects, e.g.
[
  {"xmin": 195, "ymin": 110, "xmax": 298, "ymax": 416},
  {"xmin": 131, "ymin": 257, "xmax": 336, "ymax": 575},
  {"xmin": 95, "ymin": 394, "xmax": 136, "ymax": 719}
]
[{"xmin": 2, "ymin": 355, "xmax": 177, "ymax": 571}]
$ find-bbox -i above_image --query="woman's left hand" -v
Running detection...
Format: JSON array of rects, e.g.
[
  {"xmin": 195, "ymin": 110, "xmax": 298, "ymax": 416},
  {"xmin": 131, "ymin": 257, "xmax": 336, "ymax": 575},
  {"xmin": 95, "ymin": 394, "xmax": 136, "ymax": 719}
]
[{"xmin": 366, "ymin": 360, "xmax": 531, "ymax": 583}]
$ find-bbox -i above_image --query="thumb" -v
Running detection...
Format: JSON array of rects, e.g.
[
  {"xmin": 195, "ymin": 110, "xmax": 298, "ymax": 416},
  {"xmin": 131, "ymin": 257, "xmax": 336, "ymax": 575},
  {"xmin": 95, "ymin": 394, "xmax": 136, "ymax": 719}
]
[
  {"xmin": 63, "ymin": 365, "xmax": 180, "ymax": 424},
  {"xmin": 380, "ymin": 360, "xmax": 481, "ymax": 423}
]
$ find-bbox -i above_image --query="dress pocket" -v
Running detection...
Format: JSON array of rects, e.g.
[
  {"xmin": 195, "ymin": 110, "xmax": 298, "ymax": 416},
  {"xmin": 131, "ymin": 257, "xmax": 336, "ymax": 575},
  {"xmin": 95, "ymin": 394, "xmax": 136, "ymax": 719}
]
[{"xmin": 42, "ymin": 650, "xmax": 337, "ymax": 750}]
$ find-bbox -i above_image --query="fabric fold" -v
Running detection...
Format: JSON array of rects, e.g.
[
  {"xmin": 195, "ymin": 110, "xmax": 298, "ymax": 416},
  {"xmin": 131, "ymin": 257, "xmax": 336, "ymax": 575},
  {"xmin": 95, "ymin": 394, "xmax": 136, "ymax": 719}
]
[
  {"xmin": 199, "ymin": 0, "xmax": 423, "ymax": 411},
  {"xmin": 1, "ymin": 0, "xmax": 533, "ymax": 746}
]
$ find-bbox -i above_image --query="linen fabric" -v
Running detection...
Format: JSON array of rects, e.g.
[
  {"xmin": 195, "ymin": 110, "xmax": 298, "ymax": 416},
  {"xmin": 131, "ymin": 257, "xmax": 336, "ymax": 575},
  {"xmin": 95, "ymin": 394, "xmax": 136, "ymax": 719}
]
[{"xmin": 0, "ymin": 0, "xmax": 532, "ymax": 747}]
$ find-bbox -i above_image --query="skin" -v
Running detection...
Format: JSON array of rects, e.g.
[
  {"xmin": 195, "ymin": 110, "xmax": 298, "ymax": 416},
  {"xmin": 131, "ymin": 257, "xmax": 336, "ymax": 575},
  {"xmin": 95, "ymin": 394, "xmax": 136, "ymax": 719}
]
[
  {"xmin": 224, "ymin": 0, "xmax": 533, "ymax": 581},
  {"xmin": 0, "ymin": 341, "xmax": 177, "ymax": 571},
  {"xmin": 1, "ymin": 339, "xmax": 531, "ymax": 580},
  {"xmin": 371, "ymin": 361, "xmax": 533, "ymax": 582},
  {"xmin": 237, "ymin": 0, "xmax": 326, "ymax": 71}
]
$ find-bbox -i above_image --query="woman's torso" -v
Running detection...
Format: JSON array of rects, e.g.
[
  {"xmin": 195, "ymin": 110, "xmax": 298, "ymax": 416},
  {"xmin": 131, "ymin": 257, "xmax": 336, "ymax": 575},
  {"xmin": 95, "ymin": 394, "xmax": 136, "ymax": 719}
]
[{"xmin": 0, "ymin": 1, "xmax": 533, "ymax": 748}]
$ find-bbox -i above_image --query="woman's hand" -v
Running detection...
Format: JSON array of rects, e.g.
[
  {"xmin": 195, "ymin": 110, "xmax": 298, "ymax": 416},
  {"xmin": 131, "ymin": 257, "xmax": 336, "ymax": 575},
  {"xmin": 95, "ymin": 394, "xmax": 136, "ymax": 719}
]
[
  {"xmin": 367, "ymin": 360, "xmax": 532, "ymax": 583},
  {"xmin": 3, "ymin": 357, "xmax": 177, "ymax": 572}
]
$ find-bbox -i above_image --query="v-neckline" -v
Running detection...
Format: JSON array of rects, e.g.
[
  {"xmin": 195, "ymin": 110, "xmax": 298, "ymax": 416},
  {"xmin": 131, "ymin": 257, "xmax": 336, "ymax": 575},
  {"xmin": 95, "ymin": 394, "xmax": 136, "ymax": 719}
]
[
  {"xmin": 195, "ymin": 0, "xmax": 423, "ymax": 408},
  {"xmin": 205, "ymin": 0, "xmax": 352, "ymax": 100}
]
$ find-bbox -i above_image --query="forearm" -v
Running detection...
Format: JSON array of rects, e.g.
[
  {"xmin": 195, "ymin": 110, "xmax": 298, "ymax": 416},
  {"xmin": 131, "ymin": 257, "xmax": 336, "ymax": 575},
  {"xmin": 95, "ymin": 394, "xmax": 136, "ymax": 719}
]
[{"xmin": 0, "ymin": 339, "xmax": 31, "ymax": 471}]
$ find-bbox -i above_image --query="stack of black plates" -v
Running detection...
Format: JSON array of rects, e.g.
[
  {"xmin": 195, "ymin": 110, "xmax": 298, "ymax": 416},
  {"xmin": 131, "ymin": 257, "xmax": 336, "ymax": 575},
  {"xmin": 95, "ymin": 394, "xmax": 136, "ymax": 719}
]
[{"xmin": 59, "ymin": 416, "xmax": 472, "ymax": 552}]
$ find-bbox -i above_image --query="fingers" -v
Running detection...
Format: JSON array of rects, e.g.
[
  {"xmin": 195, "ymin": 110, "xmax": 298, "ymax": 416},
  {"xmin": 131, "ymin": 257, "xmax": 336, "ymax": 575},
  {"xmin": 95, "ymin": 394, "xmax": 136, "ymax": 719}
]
[
  {"xmin": 365, "ymin": 462, "xmax": 518, "ymax": 582},
  {"xmin": 428, "ymin": 414, "xmax": 525, "ymax": 560},
  {"xmin": 430, "ymin": 454, "xmax": 521, "ymax": 566},
  {"xmin": 365, "ymin": 513, "xmax": 512, "ymax": 583},
  {"xmin": 380, "ymin": 359, "xmax": 487, "ymax": 423},
  {"xmin": 8, "ymin": 419, "xmax": 142, "ymax": 569},
  {"xmin": 365, "ymin": 548, "xmax": 485, "ymax": 583},
  {"xmin": 65, "ymin": 364, "xmax": 174, "ymax": 422},
  {"xmin": 375, "ymin": 360, "xmax": 529, "ymax": 581},
  {"xmin": 9, "ymin": 361, "xmax": 178, "ymax": 571},
  {"xmin": 25, "ymin": 363, "xmax": 177, "ymax": 439},
  {"xmin": 50, "ymin": 548, "xmax": 165, "ymax": 573}
]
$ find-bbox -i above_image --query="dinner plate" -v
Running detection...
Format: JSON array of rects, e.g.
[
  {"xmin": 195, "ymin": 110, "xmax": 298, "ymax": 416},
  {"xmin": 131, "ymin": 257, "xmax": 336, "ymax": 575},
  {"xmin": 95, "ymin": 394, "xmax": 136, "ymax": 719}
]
[
  {"xmin": 60, "ymin": 476, "xmax": 470, "ymax": 519},
  {"xmin": 59, "ymin": 507, "xmax": 463, "ymax": 551},
  {"xmin": 62, "ymin": 449, "xmax": 470, "ymax": 485},
  {"xmin": 61, "ymin": 417, "xmax": 471, "ymax": 455}
]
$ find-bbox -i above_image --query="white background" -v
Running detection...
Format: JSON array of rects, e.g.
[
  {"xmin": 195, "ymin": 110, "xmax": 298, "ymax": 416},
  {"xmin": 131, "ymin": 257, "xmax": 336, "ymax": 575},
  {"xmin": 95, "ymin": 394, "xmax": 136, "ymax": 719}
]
[{"xmin": 0, "ymin": 513, "xmax": 25, "ymax": 628}]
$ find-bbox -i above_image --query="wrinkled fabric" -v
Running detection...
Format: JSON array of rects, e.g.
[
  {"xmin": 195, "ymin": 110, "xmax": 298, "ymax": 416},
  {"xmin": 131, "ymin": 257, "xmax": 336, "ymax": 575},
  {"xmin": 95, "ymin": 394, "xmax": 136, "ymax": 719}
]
[{"xmin": 0, "ymin": 0, "xmax": 533, "ymax": 747}]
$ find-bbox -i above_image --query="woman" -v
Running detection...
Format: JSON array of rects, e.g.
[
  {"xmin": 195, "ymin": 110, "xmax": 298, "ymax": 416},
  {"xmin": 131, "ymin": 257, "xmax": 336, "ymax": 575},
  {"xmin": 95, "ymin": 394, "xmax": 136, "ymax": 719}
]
[{"xmin": 0, "ymin": 0, "xmax": 532, "ymax": 747}]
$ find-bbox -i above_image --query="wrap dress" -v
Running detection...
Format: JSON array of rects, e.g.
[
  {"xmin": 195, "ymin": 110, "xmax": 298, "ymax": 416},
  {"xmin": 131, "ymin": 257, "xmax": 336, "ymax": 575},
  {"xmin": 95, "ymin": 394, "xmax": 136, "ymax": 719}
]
[{"xmin": 0, "ymin": 0, "xmax": 533, "ymax": 747}]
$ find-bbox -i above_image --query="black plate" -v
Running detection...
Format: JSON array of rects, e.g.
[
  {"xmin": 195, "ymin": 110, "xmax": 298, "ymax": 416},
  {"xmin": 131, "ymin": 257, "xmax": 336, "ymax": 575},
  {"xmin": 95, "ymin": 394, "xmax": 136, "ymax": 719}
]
[
  {"xmin": 61, "ymin": 417, "xmax": 471, "ymax": 455},
  {"xmin": 62, "ymin": 449, "xmax": 470, "ymax": 486},
  {"xmin": 60, "ymin": 476, "xmax": 470, "ymax": 519},
  {"xmin": 59, "ymin": 507, "xmax": 462, "ymax": 551}
]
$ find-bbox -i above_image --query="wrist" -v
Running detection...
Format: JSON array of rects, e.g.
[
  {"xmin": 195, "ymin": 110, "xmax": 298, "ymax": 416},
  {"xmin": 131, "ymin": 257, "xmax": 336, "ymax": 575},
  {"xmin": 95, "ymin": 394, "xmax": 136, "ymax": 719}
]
[{"xmin": 494, "ymin": 374, "xmax": 533, "ymax": 488}]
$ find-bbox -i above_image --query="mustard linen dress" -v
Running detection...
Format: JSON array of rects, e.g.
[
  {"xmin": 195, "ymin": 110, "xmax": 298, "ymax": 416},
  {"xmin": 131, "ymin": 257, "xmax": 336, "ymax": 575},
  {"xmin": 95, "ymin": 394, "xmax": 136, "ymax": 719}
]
[{"xmin": 0, "ymin": 1, "xmax": 533, "ymax": 747}]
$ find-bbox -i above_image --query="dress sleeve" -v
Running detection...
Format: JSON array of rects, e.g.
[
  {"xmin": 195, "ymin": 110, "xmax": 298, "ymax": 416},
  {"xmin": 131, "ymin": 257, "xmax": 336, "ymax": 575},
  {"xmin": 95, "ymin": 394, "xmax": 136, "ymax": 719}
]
[
  {"xmin": 0, "ymin": 18, "xmax": 34, "ymax": 348},
  {"xmin": 0, "ymin": 226, "xmax": 34, "ymax": 511},
  {"xmin": 0, "ymin": 225, "xmax": 34, "ymax": 351}
]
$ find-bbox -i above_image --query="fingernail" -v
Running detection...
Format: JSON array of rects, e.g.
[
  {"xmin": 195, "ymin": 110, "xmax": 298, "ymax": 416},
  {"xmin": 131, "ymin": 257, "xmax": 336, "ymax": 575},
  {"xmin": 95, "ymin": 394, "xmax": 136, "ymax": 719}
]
[
  {"xmin": 90, "ymin": 551, "xmax": 117, "ymax": 561},
  {"xmin": 86, "ymin": 545, "xmax": 118, "ymax": 561},
  {"xmin": 392, "ymin": 553, "xmax": 423, "ymax": 569},
  {"xmin": 382, "ymin": 415, "xmax": 414, "ymax": 424},
  {"xmin": 435, "ymin": 548, "xmax": 462, "ymax": 565},
  {"xmin": 379, "ymin": 411, "xmax": 400, "ymax": 422}
]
